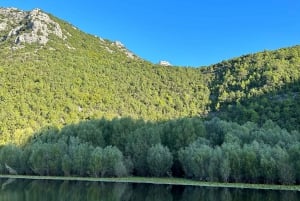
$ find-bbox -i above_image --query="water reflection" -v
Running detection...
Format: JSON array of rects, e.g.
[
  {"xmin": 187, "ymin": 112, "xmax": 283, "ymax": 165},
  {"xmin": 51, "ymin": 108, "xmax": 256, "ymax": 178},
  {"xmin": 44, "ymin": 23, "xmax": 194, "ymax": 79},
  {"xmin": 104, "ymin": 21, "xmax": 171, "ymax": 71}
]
[{"xmin": 0, "ymin": 179, "xmax": 299, "ymax": 201}]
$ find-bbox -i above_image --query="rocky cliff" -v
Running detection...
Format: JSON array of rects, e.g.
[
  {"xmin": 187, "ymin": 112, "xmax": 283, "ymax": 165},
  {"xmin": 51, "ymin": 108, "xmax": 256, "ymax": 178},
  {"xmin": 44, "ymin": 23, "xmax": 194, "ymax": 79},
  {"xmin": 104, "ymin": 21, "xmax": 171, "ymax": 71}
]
[{"xmin": 0, "ymin": 7, "xmax": 66, "ymax": 48}]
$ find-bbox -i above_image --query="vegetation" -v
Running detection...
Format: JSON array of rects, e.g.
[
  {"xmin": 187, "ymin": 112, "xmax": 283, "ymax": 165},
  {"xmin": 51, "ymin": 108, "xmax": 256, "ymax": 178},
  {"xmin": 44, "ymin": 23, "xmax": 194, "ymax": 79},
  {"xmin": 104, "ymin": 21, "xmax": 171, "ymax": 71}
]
[
  {"xmin": 0, "ymin": 15, "xmax": 211, "ymax": 144},
  {"xmin": 1, "ymin": 117, "xmax": 300, "ymax": 185},
  {"xmin": 0, "ymin": 9, "xmax": 300, "ymax": 186},
  {"xmin": 207, "ymin": 46, "xmax": 300, "ymax": 130}
]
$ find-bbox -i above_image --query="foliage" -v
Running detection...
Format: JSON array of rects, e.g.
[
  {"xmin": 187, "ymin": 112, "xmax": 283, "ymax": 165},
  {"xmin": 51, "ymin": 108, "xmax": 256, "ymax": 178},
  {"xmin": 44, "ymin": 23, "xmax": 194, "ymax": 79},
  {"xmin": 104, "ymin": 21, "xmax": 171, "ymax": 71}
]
[
  {"xmin": 0, "ymin": 117, "xmax": 299, "ymax": 184},
  {"xmin": 1, "ymin": 10, "xmax": 300, "ymax": 185},
  {"xmin": 207, "ymin": 46, "xmax": 300, "ymax": 130},
  {"xmin": 147, "ymin": 144, "xmax": 173, "ymax": 177}
]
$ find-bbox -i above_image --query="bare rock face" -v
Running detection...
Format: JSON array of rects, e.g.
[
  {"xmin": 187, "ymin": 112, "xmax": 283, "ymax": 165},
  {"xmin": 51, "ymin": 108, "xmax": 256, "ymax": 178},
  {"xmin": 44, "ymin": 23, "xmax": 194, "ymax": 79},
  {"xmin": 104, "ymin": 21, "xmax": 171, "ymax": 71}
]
[
  {"xmin": 112, "ymin": 40, "xmax": 137, "ymax": 59},
  {"xmin": 0, "ymin": 7, "xmax": 26, "ymax": 22},
  {"xmin": 159, "ymin": 60, "xmax": 172, "ymax": 66},
  {"xmin": 114, "ymin": 40, "xmax": 124, "ymax": 48},
  {"xmin": 0, "ymin": 7, "xmax": 66, "ymax": 46}
]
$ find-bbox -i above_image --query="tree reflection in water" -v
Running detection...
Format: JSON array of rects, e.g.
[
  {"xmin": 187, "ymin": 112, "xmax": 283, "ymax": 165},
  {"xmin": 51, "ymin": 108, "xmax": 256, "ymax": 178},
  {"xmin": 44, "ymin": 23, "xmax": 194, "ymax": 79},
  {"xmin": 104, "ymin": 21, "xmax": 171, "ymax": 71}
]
[{"xmin": 0, "ymin": 179, "xmax": 299, "ymax": 201}]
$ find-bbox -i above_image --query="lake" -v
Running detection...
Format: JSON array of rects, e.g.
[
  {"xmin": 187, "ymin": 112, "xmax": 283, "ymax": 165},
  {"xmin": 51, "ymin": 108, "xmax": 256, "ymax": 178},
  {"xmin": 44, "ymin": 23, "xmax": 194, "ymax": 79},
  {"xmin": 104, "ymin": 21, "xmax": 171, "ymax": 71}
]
[{"xmin": 0, "ymin": 178, "xmax": 299, "ymax": 201}]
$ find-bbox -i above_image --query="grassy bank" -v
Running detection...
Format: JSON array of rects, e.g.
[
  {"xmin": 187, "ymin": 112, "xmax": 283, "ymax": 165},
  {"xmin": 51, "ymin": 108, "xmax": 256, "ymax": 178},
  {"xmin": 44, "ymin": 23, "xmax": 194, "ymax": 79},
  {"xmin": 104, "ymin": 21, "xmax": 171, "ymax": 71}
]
[{"xmin": 0, "ymin": 175, "xmax": 299, "ymax": 191}]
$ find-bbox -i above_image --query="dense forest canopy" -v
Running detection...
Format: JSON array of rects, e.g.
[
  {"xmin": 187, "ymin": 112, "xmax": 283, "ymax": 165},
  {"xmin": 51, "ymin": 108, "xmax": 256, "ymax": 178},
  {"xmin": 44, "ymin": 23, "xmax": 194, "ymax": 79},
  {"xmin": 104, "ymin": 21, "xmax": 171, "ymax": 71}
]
[
  {"xmin": 0, "ymin": 8, "xmax": 300, "ymax": 185},
  {"xmin": 1, "ymin": 117, "xmax": 300, "ymax": 184}
]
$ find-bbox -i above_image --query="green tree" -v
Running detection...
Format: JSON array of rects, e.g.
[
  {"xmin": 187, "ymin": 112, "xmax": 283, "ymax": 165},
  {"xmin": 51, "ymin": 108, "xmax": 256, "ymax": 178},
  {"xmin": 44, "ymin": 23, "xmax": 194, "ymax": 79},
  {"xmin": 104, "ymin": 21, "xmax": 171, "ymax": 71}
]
[
  {"xmin": 222, "ymin": 142, "xmax": 242, "ymax": 182},
  {"xmin": 66, "ymin": 136, "xmax": 92, "ymax": 176},
  {"xmin": 219, "ymin": 155, "xmax": 230, "ymax": 182},
  {"xmin": 125, "ymin": 126, "xmax": 160, "ymax": 176},
  {"xmin": 161, "ymin": 118, "xmax": 206, "ymax": 154},
  {"xmin": 208, "ymin": 146, "xmax": 222, "ymax": 181},
  {"xmin": 101, "ymin": 146, "xmax": 126, "ymax": 177},
  {"xmin": 62, "ymin": 154, "xmax": 72, "ymax": 176},
  {"xmin": 179, "ymin": 143, "xmax": 212, "ymax": 180},
  {"xmin": 259, "ymin": 145, "xmax": 277, "ymax": 183},
  {"xmin": 273, "ymin": 146, "xmax": 295, "ymax": 184},
  {"xmin": 146, "ymin": 144, "xmax": 173, "ymax": 177},
  {"xmin": 241, "ymin": 141, "xmax": 260, "ymax": 182},
  {"xmin": 28, "ymin": 142, "xmax": 51, "ymax": 175},
  {"xmin": 89, "ymin": 146, "xmax": 103, "ymax": 177},
  {"xmin": 288, "ymin": 143, "xmax": 300, "ymax": 182},
  {"xmin": 204, "ymin": 117, "xmax": 227, "ymax": 146},
  {"xmin": 0, "ymin": 144, "xmax": 22, "ymax": 174}
]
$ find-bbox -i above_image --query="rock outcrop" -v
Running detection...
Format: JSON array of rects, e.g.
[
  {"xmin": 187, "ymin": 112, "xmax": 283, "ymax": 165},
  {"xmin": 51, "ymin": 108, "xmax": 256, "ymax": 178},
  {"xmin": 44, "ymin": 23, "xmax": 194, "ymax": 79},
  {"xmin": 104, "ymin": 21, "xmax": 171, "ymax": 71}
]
[
  {"xmin": 112, "ymin": 40, "xmax": 137, "ymax": 59},
  {"xmin": 159, "ymin": 60, "xmax": 172, "ymax": 66},
  {"xmin": 0, "ymin": 7, "xmax": 66, "ymax": 46}
]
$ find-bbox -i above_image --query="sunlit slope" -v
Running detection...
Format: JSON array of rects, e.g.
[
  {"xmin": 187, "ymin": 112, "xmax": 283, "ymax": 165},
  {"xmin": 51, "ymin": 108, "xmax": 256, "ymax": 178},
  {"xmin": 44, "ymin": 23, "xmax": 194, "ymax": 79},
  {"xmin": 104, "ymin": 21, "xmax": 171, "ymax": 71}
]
[
  {"xmin": 1, "ymin": 8, "xmax": 300, "ymax": 145},
  {"xmin": 0, "ymin": 8, "xmax": 210, "ymax": 144}
]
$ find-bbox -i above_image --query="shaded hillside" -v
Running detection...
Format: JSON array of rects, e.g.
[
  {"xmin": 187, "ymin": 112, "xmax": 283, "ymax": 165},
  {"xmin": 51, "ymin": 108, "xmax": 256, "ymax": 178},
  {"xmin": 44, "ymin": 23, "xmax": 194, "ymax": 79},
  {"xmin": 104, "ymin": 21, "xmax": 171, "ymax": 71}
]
[
  {"xmin": 208, "ymin": 45, "xmax": 300, "ymax": 109},
  {"xmin": 206, "ymin": 46, "xmax": 300, "ymax": 130},
  {"xmin": 215, "ymin": 80, "xmax": 300, "ymax": 131}
]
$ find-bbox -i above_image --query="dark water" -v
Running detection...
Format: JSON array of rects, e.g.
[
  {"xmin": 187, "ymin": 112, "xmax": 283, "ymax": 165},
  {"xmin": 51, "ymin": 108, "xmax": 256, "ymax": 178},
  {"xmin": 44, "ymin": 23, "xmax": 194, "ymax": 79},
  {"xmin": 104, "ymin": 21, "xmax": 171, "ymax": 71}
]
[{"xmin": 0, "ymin": 179, "xmax": 299, "ymax": 201}]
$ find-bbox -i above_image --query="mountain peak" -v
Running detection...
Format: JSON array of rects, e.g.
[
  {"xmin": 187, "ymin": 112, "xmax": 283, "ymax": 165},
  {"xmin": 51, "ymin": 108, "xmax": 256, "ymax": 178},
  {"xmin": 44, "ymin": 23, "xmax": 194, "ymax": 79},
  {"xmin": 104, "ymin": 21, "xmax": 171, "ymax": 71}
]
[{"xmin": 0, "ymin": 7, "xmax": 66, "ymax": 48}]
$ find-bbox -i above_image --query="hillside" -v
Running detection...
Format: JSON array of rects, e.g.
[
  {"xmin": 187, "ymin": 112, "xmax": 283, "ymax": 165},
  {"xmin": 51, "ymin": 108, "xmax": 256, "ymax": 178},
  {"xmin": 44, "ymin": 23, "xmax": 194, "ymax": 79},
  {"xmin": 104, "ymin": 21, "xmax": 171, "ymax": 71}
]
[
  {"xmin": 0, "ymin": 7, "xmax": 299, "ymax": 143},
  {"xmin": 0, "ymin": 8, "xmax": 211, "ymax": 144},
  {"xmin": 1, "ymin": 7, "xmax": 300, "ymax": 185},
  {"xmin": 207, "ymin": 46, "xmax": 300, "ymax": 130}
]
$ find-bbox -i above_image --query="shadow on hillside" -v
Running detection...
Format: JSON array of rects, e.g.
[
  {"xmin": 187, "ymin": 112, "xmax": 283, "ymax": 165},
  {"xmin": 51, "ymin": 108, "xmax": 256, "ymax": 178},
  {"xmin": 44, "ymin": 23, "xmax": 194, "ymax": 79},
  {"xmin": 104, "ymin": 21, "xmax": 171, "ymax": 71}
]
[
  {"xmin": 20, "ymin": 78, "xmax": 300, "ymax": 148},
  {"xmin": 208, "ymin": 79, "xmax": 300, "ymax": 131},
  {"xmin": 17, "ymin": 78, "xmax": 300, "ymax": 155},
  {"xmin": 1, "ymin": 82, "xmax": 300, "ymax": 183}
]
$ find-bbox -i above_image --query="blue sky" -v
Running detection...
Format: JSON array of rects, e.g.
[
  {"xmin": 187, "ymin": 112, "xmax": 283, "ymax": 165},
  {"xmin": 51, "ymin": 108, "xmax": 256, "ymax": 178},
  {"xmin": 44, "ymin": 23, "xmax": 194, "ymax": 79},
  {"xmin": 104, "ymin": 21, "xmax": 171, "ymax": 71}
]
[{"xmin": 1, "ymin": 0, "xmax": 300, "ymax": 67}]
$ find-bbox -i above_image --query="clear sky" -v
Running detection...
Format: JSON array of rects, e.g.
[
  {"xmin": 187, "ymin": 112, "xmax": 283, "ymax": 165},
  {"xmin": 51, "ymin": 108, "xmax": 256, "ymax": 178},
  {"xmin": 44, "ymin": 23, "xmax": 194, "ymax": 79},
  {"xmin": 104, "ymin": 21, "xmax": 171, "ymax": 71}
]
[{"xmin": 1, "ymin": 0, "xmax": 300, "ymax": 67}]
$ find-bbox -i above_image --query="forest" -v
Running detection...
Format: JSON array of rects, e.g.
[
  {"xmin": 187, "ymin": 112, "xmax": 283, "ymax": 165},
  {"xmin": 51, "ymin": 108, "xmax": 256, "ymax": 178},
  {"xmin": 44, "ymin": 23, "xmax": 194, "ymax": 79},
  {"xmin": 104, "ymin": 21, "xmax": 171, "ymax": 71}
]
[
  {"xmin": 1, "ymin": 117, "xmax": 300, "ymax": 185},
  {"xmin": 0, "ymin": 9, "xmax": 300, "ymax": 185}
]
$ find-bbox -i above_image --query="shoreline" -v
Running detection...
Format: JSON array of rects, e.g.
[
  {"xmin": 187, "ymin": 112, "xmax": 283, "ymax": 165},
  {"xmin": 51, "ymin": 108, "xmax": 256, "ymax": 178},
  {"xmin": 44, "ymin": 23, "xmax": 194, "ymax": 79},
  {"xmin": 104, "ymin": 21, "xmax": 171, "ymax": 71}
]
[{"xmin": 0, "ymin": 175, "xmax": 299, "ymax": 191}]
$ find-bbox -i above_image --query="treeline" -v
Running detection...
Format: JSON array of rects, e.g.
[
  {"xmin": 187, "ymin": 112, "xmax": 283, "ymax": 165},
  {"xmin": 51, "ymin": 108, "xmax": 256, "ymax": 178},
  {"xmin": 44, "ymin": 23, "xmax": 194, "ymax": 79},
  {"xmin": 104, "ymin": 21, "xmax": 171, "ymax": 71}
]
[{"xmin": 1, "ymin": 117, "xmax": 299, "ymax": 184}]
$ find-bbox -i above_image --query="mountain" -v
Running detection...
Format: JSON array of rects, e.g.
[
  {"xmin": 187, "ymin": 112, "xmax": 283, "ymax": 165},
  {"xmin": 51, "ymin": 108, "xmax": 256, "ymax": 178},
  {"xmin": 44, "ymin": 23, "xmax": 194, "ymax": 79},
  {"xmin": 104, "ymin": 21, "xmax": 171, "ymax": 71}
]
[
  {"xmin": 1, "ymin": 7, "xmax": 300, "ymax": 185},
  {"xmin": 0, "ymin": 7, "xmax": 299, "ymax": 145},
  {"xmin": 0, "ymin": 8, "xmax": 210, "ymax": 144}
]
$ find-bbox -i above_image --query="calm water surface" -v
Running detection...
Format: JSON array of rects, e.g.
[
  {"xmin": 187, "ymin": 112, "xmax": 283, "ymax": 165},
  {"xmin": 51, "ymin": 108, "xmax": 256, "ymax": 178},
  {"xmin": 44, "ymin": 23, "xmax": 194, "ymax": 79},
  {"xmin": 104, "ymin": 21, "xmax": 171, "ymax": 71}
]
[{"xmin": 0, "ymin": 179, "xmax": 299, "ymax": 201}]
